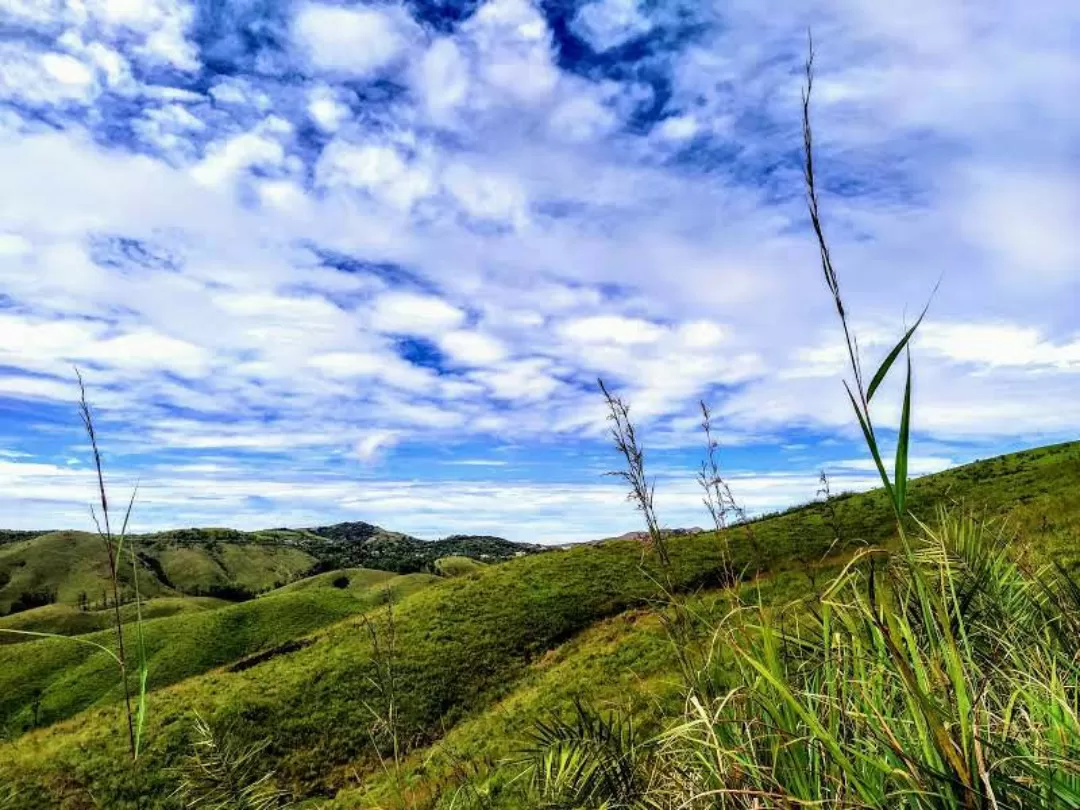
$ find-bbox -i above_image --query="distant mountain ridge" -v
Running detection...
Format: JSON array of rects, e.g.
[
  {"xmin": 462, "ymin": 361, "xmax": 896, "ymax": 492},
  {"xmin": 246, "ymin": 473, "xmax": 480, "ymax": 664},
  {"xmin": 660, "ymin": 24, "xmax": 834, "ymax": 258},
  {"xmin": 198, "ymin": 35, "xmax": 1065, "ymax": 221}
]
[
  {"xmin": 297, "ymin": 523, "xmax": 548, "ymax": 574},
  {"xmin": 581, "ymin": 527, "xmax": 706, "ymax": 547},
  {"xmin": 0, "ymin": 520, "xmax": 548, "ymax": 614}
]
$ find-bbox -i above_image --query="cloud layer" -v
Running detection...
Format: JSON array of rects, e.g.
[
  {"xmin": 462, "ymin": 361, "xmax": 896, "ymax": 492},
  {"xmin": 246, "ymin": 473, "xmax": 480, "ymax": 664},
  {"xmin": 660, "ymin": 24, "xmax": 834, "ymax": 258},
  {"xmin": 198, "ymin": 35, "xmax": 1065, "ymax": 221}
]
[{"xmin": 0, "ymin": 0, "xmax": 1077, "ymax": 541}]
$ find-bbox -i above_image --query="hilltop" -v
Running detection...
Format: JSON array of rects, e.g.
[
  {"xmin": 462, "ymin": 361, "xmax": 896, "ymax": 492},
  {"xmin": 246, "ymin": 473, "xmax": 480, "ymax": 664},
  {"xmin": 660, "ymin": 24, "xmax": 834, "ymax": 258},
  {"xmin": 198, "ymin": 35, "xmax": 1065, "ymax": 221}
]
[
  {"xmin": 1, "ymin": 441, "xmax": 1077, "ymax": 808},
  {"xmin": 0, "ymin": 522, "xmax": 545, "ymax": 617},
  {"xmin": 297, "ymin": 523, "xmax": 547, "ymax": 573}
]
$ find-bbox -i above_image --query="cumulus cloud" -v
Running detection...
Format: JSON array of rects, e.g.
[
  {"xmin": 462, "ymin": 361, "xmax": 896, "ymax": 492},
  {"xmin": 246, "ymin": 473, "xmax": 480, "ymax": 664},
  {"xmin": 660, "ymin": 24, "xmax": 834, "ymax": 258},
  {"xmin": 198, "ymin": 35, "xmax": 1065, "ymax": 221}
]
[
  {"xmin": 293, "ymin": 2, "xmax": 420, "ymax": 78},
  {"xmin": 415, "ymin": 38, "xmax": 470, "ymax": 122},
  {"xmin": 315, "ymin": 140, "xmax": 436, "ymax": 210},
  {"xmin": 369, "ymin": 292, "xmax": 466, "ymax": 336},
  {"xmin": 0, "ymin": 45, "xmax": 97, "ymax": 104},
  {"xmin": 559, "ymin": 315, "xmax": 667, "ymax": 345},
  {"xmin": 571, "ymin": 0, "xmax": 653, "ymax": 51}
]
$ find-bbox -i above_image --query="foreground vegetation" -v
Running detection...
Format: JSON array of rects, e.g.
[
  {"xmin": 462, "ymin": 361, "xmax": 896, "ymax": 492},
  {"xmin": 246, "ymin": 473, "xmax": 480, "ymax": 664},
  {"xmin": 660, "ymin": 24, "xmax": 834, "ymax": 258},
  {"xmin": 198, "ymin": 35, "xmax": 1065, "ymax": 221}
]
[{"xmin": 1, "ymin": 441, "xmax": 1078, "ymax": 807}]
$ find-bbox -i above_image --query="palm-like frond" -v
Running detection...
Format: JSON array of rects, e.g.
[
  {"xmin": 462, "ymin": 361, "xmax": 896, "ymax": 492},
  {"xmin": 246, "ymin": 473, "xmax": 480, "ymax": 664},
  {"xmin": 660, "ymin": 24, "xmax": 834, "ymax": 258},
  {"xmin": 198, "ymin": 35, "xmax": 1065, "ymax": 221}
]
[
  {"xmin": 521, "ymin": 700, "xmax": 664, "ymax": 810},
  {"xmin": 172, "ymin": 713, "xmax": 292, "ymax": 810}
]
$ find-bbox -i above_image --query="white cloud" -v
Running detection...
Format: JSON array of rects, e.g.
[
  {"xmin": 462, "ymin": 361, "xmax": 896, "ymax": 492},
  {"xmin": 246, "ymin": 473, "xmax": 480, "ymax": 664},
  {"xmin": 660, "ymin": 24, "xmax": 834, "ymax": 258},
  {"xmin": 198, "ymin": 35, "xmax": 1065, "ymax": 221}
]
[
  {"xmin": 0, "ymin": 233, "xmax": 32, "ymax": 256},
  {"xmin": 921, "ymin": 323, "xmax": 1080, "ymax": 369},
  {"xmin": 293, "ymin": 2, "xmax": 419, "ymax": 77},
  {"xmin": 316, "ymin": 141, "xmax": 435, "ymax": 210},
  {"xmin": 465, "ymin": 0, "xmax": 559, "ymax": 104},
  {"xmin": 92, "ymin": 331, "xmax": 210, "ymax": 377},
  {"xmin": 307, "ymin": 85, "xmax": 351, "ymax": 132},
  {"xmin": 443, "ymin": 163, "xmax": 528, "ymax": 225},
  {"xmin": 559, "ymin": 315, "xmax": 667, "ymax": 345},
  {"xmin": 85, "ymin": 0, "xmax": 199, "ymax": 70},
  {"xmin": 0, "ymin": 313, "xmax": 210, "ymax": 380},
  {"xmin": 133, "ymin": 103, "xmax": 205, "ymax": 157},
  {"xmin": 830, "ymin": 456, "xmax": 954, "ymax": 476},
  {"xmin": 0, "ymin": 0, "xmax": 67, "ymax": 25},
  {"xmin": 415, "ymin": 38, "xmax": 470, "ymax": 122},
  {"xmin": 191, "ymin": 118, "xmax": 290, "ymax": 187},
  {"xmin": 439, "ymin": 330, "xmax": 508, "ymax": 366},
  {"xmin": 41, "ymin": 52, "xmax": 95, "ymax": 87},
  {"xmin": 572, "ymin": 0, "xmax": 653, "ymax": 52},
  {"xmin": 676, "ymin": 321, "xmax": 726, "ymax": 349},
  {"xmin": 472, "ymin": 358, "xmax": 560, "ymax": 400},
  {"xmin": 352, "ymin": 430, "xmax": 399, "ymax": 462},
  {"xmin": 655, "ymin": 115, "xmax": 698, "ymax": 141},
  {"xmin": 549, "ymin": 94, "xmax": 617, "ymax": 142},
  {"xmin": 368, "ymin": 291, "xmax": 466, "ymax": 336},
  {"xmin": 0, "ymin": 45, "xmax": 97, "ymax": 104},
  {"xmin": 309, "ymin": 350, "xmax": 432, "ymax": 391},
  {"xmin": 955, "ymin": 168, "xmax": 1080, "ymax": 285}
]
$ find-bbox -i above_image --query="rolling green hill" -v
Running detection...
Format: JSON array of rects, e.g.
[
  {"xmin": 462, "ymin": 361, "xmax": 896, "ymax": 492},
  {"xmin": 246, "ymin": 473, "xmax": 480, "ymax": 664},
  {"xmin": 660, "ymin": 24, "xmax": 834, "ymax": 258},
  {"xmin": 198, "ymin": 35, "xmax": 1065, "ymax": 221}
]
[
  {"xmin": 0, "ymin": 531, "xmax": 177, "ymax": 615},
  {"xmin": 261, "ymin": 566, "xmax": 402, "ymax": 595},
  {"xmin": 0, "ymin": 529, "xmax": 318, "ymax": 616},
  {"xmin": 0, "ymin": 597, "xmax": 229, "ymax": 646},
  {"xmin": 0, "ymin": 524, "xmax": 544, "ymax": 620},
  {"xmin": 1, "ymin": 442, "xmax": 1077, "ymax": 808},
  {"xmin": 434, "ymin": 555, "xmax": 488, "ymax": 577},
  {"xmin": 0, "ymin": 569, "xmax": 437, "ymax": 739},
  {"xmin": 295, "ymin": 524, "xmax": 547, "ymax": 573}
]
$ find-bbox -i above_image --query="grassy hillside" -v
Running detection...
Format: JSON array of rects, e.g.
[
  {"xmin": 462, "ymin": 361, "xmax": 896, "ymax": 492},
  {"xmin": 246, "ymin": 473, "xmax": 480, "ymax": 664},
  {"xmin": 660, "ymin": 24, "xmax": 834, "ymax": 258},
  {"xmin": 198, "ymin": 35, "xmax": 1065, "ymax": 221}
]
[
  {"xmin": 263, "ymin": 566, "xmax": 401, "ymax": 595},
  {"xmin": 0, "ymin": 530, "xmax": 318, "ymax": 617},
  {"xmin": 326, "ymin": 566, "xmax": 823, "ymax": 809},
  {"xmin": 0, "ymin": 529, "xmax": 51, "ymax": 546},
  {"xmin": 434, "ymin": 556, "xmax": 488, "ymax": 577},
  {"xmin": 296, "ymin": 523, "xmax": 547, "ymax": 573},
  {"xmin": 0, "ymin": 571, "xmax": 436, "ymax": 739},
  {"xmin": 2, "ymin": 442, "xmax": 1077, "ymax": 809},
  {"xmin": 0, "ymin": 524, "xmax": 542, "ymax": 619},
  {"xmin": 0, "ymin": 532, "xmax": 175, "ymax": 616},
  {"xmin": 0, "ymin": 597, "xmax": 229, "ymax": 646}
]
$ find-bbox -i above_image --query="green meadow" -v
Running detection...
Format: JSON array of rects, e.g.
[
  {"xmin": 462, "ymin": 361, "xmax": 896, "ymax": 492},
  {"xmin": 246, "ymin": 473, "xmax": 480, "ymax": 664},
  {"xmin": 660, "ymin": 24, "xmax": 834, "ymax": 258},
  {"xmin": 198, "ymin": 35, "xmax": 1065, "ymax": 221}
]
[{"xmin": 1, "ymin": 440, "xmax": 1079, "ymax": 808}]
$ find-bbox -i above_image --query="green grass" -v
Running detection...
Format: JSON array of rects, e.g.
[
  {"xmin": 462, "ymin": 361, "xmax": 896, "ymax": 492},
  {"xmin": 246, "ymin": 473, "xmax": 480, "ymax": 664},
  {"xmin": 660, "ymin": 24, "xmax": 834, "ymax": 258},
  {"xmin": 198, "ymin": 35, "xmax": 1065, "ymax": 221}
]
[
  {"xmin": 265, "ymin": 567, "xmax": 402, "ymax": 596},
  {"xmin": 0, "ymin": 525, "xmax": 536, "ymax": 620},
  {"xmin": 324, "ymin": 566, "xmax": 823, "ymax": 809},
  {"xmin": 0, "ymin": 572, "xmax": 437, "ymax": 741},
  {"xmin": 0, "ymin": 531, "xmax": 173, "ymax": 615},
  {"xmin": 1, "ymin": 442, "xmax": 1078, "ymax": 808},
  {"xmin": 0, "ymin": 597, "xmax": 229, "ymax": 646},
  {"xmin": 0, "ymin": 530, "xmax": 319, "ymax": 617},
  {"xmin": 150, "ymin": 541, "xmax": 317, "ymax": 597},
  {"xmin": 434, "ymin": 556, "xmax": 488, "ymax": 578}
]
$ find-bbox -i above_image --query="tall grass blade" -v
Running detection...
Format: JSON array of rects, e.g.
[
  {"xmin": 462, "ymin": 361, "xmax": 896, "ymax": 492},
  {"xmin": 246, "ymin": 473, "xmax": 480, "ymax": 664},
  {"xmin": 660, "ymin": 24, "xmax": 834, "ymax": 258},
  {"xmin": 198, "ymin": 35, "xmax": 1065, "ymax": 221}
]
[
  {"xmin": 895, "ymin": 350, "xmax": 913, "ymax": 516},
  {"xmin": 0, "ymin": 629, "xmax": 122, "ymax": 663},
  {"xmin": 844, "ymin": 382, "xmax": 895, "ymax": 503},
  {"xmin": 866, "ymin": 305, "xmax": 929, "ymax": 403}
]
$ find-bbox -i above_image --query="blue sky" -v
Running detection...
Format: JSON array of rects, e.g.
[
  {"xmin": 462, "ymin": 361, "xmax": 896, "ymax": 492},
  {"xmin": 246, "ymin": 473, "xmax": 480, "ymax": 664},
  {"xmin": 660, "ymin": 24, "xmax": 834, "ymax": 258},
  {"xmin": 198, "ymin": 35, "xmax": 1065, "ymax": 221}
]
[{"xmin": 0, "ymin": 0, "xmax": 1077, "ymax": 543}]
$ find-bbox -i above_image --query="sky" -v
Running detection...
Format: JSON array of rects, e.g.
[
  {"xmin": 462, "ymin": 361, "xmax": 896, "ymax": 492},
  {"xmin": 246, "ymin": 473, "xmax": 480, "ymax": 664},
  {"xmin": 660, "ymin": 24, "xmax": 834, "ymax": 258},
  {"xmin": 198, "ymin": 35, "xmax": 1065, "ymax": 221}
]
[{"xmin": 0, "ymin": 0, "xmax": 1077, "ymax": 544}]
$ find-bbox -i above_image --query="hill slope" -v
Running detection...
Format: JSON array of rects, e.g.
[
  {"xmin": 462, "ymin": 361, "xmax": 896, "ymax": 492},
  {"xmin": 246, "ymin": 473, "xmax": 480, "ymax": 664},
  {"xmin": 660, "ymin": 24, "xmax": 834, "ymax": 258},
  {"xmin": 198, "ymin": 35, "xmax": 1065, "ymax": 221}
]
[
  {"xmin": 0, "ymin": 597, "xmax": 229, "ymax": 646},
  {"xmin": 434, "ymin": 555, "xmax": 488, "ymax": 577},
  {"xmin": 297, "ymin": 523, "xmax": 547, "ymax": 573},
  {"xmin": 0, "ymin": 530, "xmax": 318, "ymax": 616},
  {"xmin": 0, "ymin": 524, "xmax": 544, "ymax": 618},
  {"xmin": 0, "ymin": 569, "xmax": 436, "ymax": 737},
  {"xmin": 2, "ymin": 442, "xmax": 1077, "ymax": 808}
]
